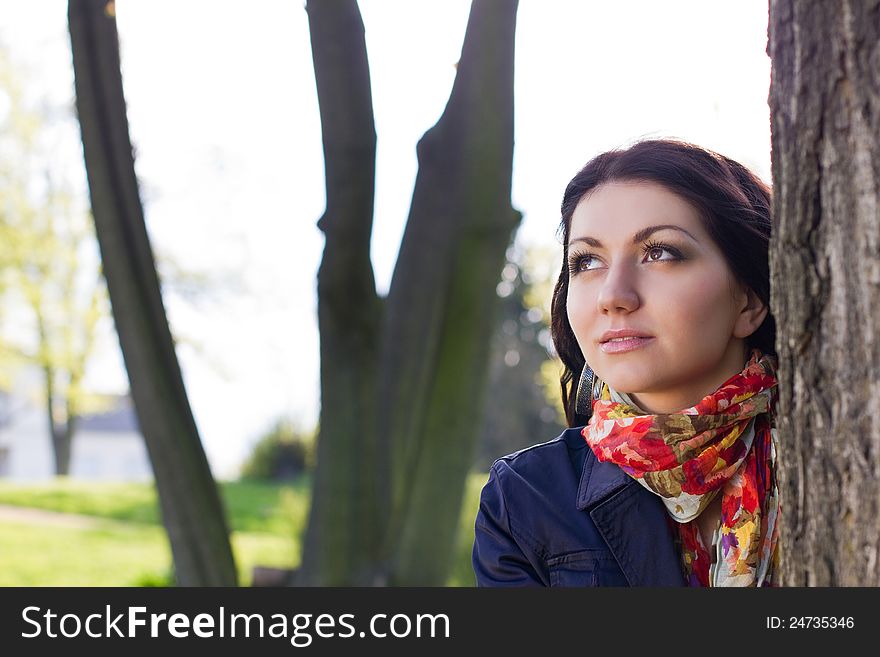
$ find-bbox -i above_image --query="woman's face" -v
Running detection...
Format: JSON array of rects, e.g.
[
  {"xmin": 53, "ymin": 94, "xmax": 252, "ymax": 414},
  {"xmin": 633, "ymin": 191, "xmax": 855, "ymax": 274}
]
[{"xmin": 566, "ymin": 180, "xmax": 767, "ymax": 414}]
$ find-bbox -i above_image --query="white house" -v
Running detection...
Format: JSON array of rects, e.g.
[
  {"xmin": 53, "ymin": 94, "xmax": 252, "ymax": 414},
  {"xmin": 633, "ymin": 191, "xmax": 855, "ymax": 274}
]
[{"xmin": 0, "ymin": 373, "xmax": 153, "ymax": 482}]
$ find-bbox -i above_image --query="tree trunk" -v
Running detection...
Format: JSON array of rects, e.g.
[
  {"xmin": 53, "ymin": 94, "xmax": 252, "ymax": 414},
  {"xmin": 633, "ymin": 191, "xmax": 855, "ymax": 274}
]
[
  {"xmin": 43, "ymin": 363, "xmax": 71, "ymax": 477},
  {"xmin": 298, "ymin": 0, "xmax": 383, "ymax": 586},
  {"xmin": 50, "ymin": 420, "xmax": 76, "ymax": 477},
  {"xmin": 381, "ymin": 0, "xmax": 520, "ymax": 585},
  {"xmin": 67, "ymin": 0, "xmax": 237, "ymax": 586},
  {"xmin": 37, "ymin": 307, "xmax": 70, "ymax": 476},
  {"xmin": 769, "ymin": 0, "xmax": 880, "ymax": 586},
  {"xmin": 299, "ymin": 0, "xmax": 520, "ymax": 586}
]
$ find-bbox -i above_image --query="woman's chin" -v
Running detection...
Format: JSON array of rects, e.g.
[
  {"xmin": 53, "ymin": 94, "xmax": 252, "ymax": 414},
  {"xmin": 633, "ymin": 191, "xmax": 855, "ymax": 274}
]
[{"xmin": 598, "ymin": 372, "xmax": 654, "ymax": 394}]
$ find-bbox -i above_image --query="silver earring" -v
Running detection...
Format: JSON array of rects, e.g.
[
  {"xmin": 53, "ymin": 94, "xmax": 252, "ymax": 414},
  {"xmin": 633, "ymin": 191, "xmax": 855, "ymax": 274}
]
[{"xmin": 575, "ymin": 363, "xmax": 600, "ymax": 418}]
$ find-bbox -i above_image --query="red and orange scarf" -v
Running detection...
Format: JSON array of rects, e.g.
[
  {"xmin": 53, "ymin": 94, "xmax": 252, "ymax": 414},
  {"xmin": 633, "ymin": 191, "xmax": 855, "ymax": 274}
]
[{"xmin": 582, "ymin": 347, "xmax": 780, "ymax": 587}]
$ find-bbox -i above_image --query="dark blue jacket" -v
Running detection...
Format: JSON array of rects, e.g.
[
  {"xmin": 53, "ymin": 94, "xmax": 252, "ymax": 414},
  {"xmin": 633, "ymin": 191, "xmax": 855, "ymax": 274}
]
[{"xmin": 472, "ymin": 427, "xmax": 686, "ymax": 586}]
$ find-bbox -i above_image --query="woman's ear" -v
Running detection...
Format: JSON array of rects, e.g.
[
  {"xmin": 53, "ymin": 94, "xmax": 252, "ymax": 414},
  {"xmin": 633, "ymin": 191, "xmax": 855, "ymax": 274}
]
[{"xmin": 733, "ymin": 286, "xmax": 768, "ymax": 339}]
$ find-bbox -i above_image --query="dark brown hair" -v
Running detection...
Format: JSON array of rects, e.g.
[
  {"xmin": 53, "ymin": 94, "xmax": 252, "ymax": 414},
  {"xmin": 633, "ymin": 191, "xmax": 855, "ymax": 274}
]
[{"xmin": 550, "ymin": 139, "xmax": 774, "ymax": 427}]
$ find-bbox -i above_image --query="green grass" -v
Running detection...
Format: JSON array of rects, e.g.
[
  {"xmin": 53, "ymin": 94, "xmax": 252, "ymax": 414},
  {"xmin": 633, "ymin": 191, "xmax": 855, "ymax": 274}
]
[
  {"xmin": 0, "ymin": 520, "xmax": 170, "ymax": 586},
  {"xmin": 0, "ymin": 478, "xmax": 311, "ymax": 534},
  {"xmin": 0, "ymin": 520, "xmax": 296, "ymax": 586},
  {"xmin": 0, "ymin": 474, "xmax": 488, "ymax": 587}
]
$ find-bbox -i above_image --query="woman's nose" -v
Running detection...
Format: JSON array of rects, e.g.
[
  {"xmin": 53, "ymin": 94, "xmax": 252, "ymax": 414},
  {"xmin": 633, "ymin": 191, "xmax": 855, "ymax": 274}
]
[{"xmin": 596, "ymin": 264, "xmax": 640, "ymax": 314}]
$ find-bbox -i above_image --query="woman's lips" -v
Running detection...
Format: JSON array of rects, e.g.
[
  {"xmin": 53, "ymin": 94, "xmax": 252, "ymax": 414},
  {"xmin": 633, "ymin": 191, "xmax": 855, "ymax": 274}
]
[{"xmin": 600, "ymin": 336, "xmax": 654, "ymax": 354}]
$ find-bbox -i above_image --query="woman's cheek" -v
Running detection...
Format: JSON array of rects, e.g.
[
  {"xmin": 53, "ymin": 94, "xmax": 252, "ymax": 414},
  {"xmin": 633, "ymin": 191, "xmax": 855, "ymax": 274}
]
[
  {"xmin": 567, "ymin": 292, "xmax": 594, "ymax": 357},
  {"xmin": 680, "ymin": 272, "xmax": 730, "ymax": 326}
]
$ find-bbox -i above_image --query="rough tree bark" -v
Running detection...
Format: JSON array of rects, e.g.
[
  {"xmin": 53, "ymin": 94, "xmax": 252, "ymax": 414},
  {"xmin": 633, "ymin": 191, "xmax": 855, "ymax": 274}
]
[
  {"xmin": 769, "ymin": 0, "xmax": 880, "ymax": 585},
  {"xmin": 68, "ymin": 0, "xmax": 237, "ymax": 586},
  {"xmin": 300, "ymin": 0, "xmax": 520, "ymax": 585}
]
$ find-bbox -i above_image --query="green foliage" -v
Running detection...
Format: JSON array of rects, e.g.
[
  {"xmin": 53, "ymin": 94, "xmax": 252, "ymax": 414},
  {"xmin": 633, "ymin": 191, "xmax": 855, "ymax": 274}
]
[
  {"xmin": 447, "ymin": 471, "xmax": 490, "ymax": 586},
  {"xmin": 0, "ymin": 42, "xmax": 111, "ymax": 442},
  {"xmin": 476, "ymin": 242, "xmax": 566, "ymax": 470},
  {"xmin": 240, "ymin": 419, "xmax": 316, "ymax": 481}
]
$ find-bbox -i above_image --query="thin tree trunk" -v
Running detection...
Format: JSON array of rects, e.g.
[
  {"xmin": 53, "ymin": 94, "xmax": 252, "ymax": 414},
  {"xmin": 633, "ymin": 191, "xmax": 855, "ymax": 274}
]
[
  {"xmin": 43, "ymin": 363, "xmax": 71, "ymax": 477},
  {"xmin": 769, "ymin": 0, "xmax": 880, "ymax": 586},
  {"xmin": 36, "ymin": 311, "xmax": 70, "ymax": 476},
  {"xmin": 50, "ymin": 418, "xmax": 76, "ymax": 477},
  {"xmin": 54, "ymin": 284, "xmax": 97, "ymax": 478},
  {"xmin": 381, "ymin": 0, "xmax": 520, "ymax": 585},
  {"xmin": 67, "ymin": 0, "xmax": 237, "ymax": 586},
  {"xmin": 298, "ymin": 0, "xmax": 383, "ymax": 586}
]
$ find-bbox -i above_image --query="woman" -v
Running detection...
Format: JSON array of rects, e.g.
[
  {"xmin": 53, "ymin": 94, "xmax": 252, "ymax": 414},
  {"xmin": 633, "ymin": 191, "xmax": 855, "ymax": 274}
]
[{"xmin": 472, "ymin": 139, "xmax": 779, "ymax": 587}]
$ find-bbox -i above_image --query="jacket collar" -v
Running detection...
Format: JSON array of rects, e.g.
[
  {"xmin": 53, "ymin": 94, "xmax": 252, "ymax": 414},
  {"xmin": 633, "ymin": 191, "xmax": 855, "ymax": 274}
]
[
  {"xmin": 576, "ymin": 445, "xmax": 634, "ymax": 511},
  {"xmin": 576, "ymin": 440, "xmax": 686, "ymax": 587}
]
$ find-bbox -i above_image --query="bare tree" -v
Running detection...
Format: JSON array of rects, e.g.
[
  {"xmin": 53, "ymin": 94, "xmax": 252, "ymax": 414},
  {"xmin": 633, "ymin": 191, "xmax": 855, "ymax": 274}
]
[
  {"xmin": 769, "ymin": 0, "xmax": 880, "ymax": 585},
  {"xmin": 67, "ymin": 0, "xmax": 237, "ymax": 586},
  {"xmin": 300, "ymin": 0, "xmax": 520, "ymax": 585}
]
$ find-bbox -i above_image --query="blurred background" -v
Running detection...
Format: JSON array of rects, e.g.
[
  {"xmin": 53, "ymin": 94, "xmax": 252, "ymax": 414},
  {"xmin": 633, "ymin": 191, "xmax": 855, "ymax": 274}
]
[{"xmin": 0, "ymin": 0, "xmax": 771, "ymax": 586}]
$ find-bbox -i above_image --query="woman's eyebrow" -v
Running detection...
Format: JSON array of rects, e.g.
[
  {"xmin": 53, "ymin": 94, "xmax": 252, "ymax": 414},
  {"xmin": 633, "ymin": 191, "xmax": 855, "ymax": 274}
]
[{"xmin": 568, "ymin": 224, "xmax": 698, "ymax": 248}]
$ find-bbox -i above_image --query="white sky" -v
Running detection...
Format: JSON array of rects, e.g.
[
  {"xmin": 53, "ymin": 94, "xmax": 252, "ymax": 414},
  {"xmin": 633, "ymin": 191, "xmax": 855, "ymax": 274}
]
[{"xmin": 0, "ymin": 0, "xmax": 771, "ymax": 478}]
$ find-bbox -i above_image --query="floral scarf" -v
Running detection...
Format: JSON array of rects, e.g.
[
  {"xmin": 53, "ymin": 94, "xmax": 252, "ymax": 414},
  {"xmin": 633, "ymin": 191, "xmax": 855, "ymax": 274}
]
[{"xmin": 582, "ymin": 347, "xmax": 780, "ymax": 587}]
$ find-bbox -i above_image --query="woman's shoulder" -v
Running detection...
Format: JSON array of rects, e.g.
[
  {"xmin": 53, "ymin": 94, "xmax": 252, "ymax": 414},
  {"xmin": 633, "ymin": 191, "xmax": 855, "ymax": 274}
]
[
  {"xmin": 483, "ymin": 427, "xmax": 594, "ymax": 511},
  {"xmin": 490, "ymin": 426, "xmax": 590, "ymax": 478}
]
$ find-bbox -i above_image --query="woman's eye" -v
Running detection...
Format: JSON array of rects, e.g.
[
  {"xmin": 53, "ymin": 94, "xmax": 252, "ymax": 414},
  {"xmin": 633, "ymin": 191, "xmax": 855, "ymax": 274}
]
[
  {"xmin": 642, "ymin": 240, "xmax": 683, "ymax": 263},
  {"xmin": 576, "ymin": 255, "xmax": 594, "ymax": 271},
  {"xmin": 645, "ymin": 245, "xmax": 674, "ymax": 261},
  {"xmin": 568, "ymin": 253, "xmax": 597, "ymax": 274}
]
